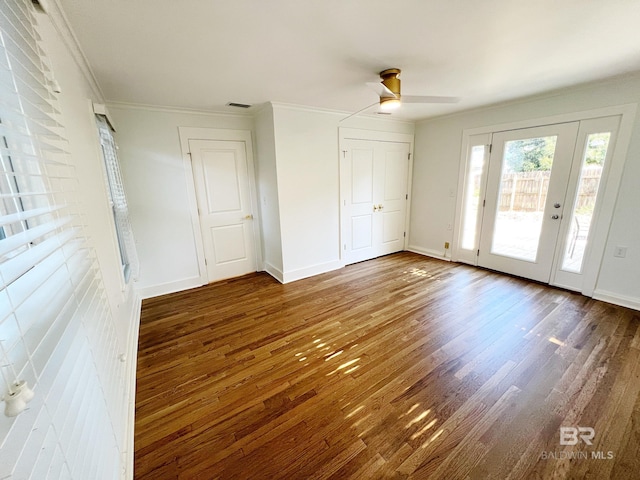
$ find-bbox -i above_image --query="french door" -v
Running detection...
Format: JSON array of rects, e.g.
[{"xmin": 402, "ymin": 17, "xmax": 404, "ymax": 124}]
[
  {"xmin": 341, "ymin": 139, "xmax": 410, "ymax": 265},
  {"xmin": 460, "ymin": 116, "xmax": 620, "ymax": 290}
]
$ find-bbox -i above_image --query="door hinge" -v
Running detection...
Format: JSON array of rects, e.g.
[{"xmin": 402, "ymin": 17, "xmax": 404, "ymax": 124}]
[
  {"xmin": 342, "ymin": 150, "xmax": 348, "ymax": 158},
  {"xmin": 488, "ymin": 144, "xmax": 493, "ymax": 153},
  {"xmin": 405, "ymin": 193, "xmax": 408, "ymax": 200},
  {"xmin": 204, "ymin": 258, "xmax": 208, "ymax": 265},
  {"xmin": 408, "ymin": 153, "xmax": 411, "ymax": 160},
  {"xmin": 404, "ymin": 231, "xmax": 406, "ymax": 238},
  {"xmin": 477, "ymin": 249, "xmax": 480, "ymax": 256},
  {"xmin": 482, "ymin": 199, "xmax": 485, "ymax": 207}
]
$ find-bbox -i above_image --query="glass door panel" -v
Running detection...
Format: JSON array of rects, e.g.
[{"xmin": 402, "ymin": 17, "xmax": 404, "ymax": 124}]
[
  {"xmin": 561, "ymin": 132, "xmax": 611, "ymax": 273},
  {"xmin": 478, "ymin": 122, "xmax": 579, "ymax": 283},
  {"xmin": 491, "ymin": 136, "xmax": 557, "ymax": 262},
  {"xmin": 461, "ymin": 145, "xmax": 486, "ymax": 250}
]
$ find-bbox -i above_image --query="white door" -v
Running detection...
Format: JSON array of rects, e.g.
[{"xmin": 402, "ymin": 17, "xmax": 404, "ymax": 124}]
[
  {"xmin": 342, "ymin": 139, "xmax": 410, "ymax": 265},
  {"xmin": 478, "ymin": 122, "xmax": 579, "ymax": 282},
  {"xmin": 189, "ymin": 139, "xmax": 257, "ymax": 282}
]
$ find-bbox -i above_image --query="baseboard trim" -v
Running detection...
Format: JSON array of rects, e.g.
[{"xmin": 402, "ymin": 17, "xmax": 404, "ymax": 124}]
[
  {"xmin": 407, "ymin": 245, "xmax": 452, "ymax": 262},
  {"xmin": 137, "ymin": 276, "xmax": 204, "ymax": 299},
  {"xmin": 592, "ymin": 290, "xmax": 640, "ymax": 311},
  {"xmin": 282, "ymin": 260, "xmax": 343, "ymax": 284},
  {"xmin": 123, "ymin": 292, "xmax": 142, "ymax": 479},
  {"xmin": 264, "ymin": 262, "xmax": 284, "ymax": 283}
]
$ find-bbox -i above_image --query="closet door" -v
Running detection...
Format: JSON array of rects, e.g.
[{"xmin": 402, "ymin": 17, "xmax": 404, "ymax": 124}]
[{"xmin": 342, "ymin": 139, "xmax": 410, "ymax": 265}]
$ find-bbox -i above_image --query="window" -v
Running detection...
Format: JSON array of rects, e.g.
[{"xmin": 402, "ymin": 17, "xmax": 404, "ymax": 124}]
[
  {"xmin": 95, "ymin": 113, "xmax": 138, "ymax": 282},
  {"xmin": 1, "ymin": 1, "xmax": 128, "ymax": 477}
]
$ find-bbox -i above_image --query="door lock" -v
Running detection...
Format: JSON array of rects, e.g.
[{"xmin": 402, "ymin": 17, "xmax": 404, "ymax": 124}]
[{"xmin": 554, "ymin": 203, "xmax": 561, "ymax": 208}]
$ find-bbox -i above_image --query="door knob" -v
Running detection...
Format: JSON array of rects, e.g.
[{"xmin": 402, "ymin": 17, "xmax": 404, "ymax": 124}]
[
  {"xmin": 244, "ymin": 214, "xmax": 254, "ymax": 220},
  {"xmin": 378, "ymin": 204, "xmax": 384, "ymax": 210},
  {"xmin": 551, "ymin": 214, "xmax": 559, "ymax": 220},
  {"xmin": 373, "ymin": 205, "xmax": 378, "ymax": 212}
]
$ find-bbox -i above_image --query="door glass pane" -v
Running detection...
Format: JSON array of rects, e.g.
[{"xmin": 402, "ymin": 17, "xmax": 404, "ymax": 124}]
[
  {"xmin": 491, "ymin": 136, "xmax": 558, "ymax": 261},
  {"xmin": 561, "ymin": 132, "xmax": 611, "ymax": 273},
  {"xmin": 461, "ymin": 145, "xmax": 485, "ymax": 250}
]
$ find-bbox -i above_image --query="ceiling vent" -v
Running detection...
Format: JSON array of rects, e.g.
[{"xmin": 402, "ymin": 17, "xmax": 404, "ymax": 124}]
[{"xmin": 226, "ymin": 102, "xmax": 252, "ymax": 109}]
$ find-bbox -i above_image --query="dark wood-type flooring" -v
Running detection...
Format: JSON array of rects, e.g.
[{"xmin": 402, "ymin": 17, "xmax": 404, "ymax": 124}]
[{"xmin": 135, "ymin": 252, "xmax": 640, "ymax": 479}]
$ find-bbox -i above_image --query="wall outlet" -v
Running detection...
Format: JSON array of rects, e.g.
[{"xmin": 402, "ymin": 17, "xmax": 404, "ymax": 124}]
[
  {"xmin": 613, "ymin": 246, "xmax": 627, "ymax": 258},
  {"xmin": 444, "ymin": 242, "xmax": 450, "ymax": 250}
]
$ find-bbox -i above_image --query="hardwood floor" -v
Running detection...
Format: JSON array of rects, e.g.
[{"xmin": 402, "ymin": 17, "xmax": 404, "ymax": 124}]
[{"xmin": 135, "ymin": 252, "xmax": 640, "ymax": 479}]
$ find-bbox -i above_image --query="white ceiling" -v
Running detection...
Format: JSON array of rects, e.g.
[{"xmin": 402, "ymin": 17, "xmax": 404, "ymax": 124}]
[{"xmin": 57, "ymin": 0, "xmax": 640, "ymax": 121}]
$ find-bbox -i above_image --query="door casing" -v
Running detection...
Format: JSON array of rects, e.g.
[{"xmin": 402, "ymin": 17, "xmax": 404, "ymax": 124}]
[
  {"xmin": 339, "ymin": 128, "xmax": 414, "ymax": 266},
  {"xmin": 453, "ymin": 104, "xmax": 637, "ymax": 297},
  {"xmin": 179, "ymin": 128, "xmax": 262, "ymax": 286}
]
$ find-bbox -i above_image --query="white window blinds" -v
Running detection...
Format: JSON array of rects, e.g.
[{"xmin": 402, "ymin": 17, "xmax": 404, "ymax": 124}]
[
  {"xmin": 96, "ymin": 114, "xmax": 139, "ymax": 283},
  {"xmin": 0, "ymin": 1, "xmax": 127, "ymax": 477}
]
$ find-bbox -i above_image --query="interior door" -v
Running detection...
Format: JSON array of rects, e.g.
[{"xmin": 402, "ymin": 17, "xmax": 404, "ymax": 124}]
[
  {"xmin": 478, "ymin": 122, "xmax": 579, "ymax": 282},
  {"xmin": 189, "ymin": 139, "xmax": 257, "ymax": 282},
  {"xmin": 342, "ymin": 139, "xmax": 410, "ymax": 265}
]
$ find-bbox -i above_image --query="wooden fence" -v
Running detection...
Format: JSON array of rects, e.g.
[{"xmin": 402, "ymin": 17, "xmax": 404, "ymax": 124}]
[{"xmin": 497, "ymin": 166, "xmax": 602, "ymax": 212}]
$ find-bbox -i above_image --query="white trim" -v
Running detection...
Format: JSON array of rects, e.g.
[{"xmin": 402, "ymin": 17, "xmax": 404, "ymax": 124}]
[
  {"xmin": 455, "ymin": 103, "xmax": 637, "ymax": 295},
  {"xmin": 593, "ymin": 290, "xmax": 640, "ymax": 311},
  {"xmin": 178, "ymin": 127, "xmax": 263, "ymax": 286},
  {"xmin": 138, "ymin": 276, "xmax": 204, "ymax": 299},
  {"xmin": 340, "ymin": 128, "xmax": 415, "ymax": 143},
  {"xmin": 407, "ymin": 245, "xmax": 451, "ymax": 262},
  {"xmin": 282, "ymin": 260, "xmax": 343, "ymax": 284},
  {"xmin": 338, "ymin": 128, "xmax": 415, "ymax": 267},
  {"xmin": 458, "ymin": 103, "xmax": 637, "ymax": 138},
  {"xmin": 93, "ymin": 102, "xmax": 117, "ymax": 131},
  {"xmin": 45, "ymin": 1, "xmax": 105, "ymax": 102},
  {"xmin": 122, "ymin": 292, "xmax": 142, "ymax": 480},
  {"xmin": 107, "ymin": 101, "xmax": 255, "ymax": 118},
  {"xmin": 263, "ymin": 262, "xmax": 284, "ymax": 283}
]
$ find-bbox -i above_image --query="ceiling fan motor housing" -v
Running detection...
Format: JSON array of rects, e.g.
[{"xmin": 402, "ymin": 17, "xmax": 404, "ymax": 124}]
[{"xmin": 380, "ymin": 68, "xmax": 401, "ymax": 98}]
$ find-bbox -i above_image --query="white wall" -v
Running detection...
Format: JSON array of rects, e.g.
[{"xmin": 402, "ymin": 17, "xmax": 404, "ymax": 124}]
[
  {"xmin": 0, "ymin": 5, "xmax": 141, "ymax": 478},
  {"xmin": 254, "ymin": 104, "xmax": 284, "ymax": 278},
  {"xmin": 410, "ymin": 73, "xmax": 640, "ymax": 308},
  {"xmin": 42, "ymin": 12, "xmax": 139, "ymax": 347},
  {"xmin": 270, "ymin": 103, "xmax": 414, "ymax": 282},
  {"xmin": 108, "ymin": 105, "xmax": 254, "ymax": 297}
]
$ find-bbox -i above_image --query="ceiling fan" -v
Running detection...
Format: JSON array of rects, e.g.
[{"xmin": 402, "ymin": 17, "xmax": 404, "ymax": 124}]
[
  {"xmin": 342, "ymin": 68, "xmax": 459, "ymax": 121},
  {"xmin": 369, "ymin": 68, "xmax": 460, "ymax": 109}
]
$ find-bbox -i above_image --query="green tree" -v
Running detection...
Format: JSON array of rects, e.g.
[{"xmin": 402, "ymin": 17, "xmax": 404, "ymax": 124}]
[
  {"xmin": 584, "ymin": 132, "xmax": 610, "ymax": 165},
  {"xmin": 504, "ymin": 136, "xmax": 557, "ymax": 172}
]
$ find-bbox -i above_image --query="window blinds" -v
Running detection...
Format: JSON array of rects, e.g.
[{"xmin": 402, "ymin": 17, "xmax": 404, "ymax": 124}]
[
  {"xmin": 96, "ymin": 114, "xmax": 139, "ymax": 283},
  {"xmin": 0, "ymin": 0, "xmax": 127, "ymax": 477}
]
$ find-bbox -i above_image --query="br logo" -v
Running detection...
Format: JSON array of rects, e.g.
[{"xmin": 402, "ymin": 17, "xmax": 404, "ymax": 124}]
[{"xmin": 560, "ymin": 427, "xmax": 595, "ymax": 445}]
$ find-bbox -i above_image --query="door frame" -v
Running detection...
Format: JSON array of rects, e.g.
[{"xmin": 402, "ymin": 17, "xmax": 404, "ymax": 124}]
[
  {"xmin": 179, "ymin": 127, "xmax": 262, "ymax": 286},
  {"xmin": 338, "ymin": 128, "xmax": 414, "ymax": 266},
  {"xmin": 453, "ymin": 103, "xmax": 637, "ymax": 296}
]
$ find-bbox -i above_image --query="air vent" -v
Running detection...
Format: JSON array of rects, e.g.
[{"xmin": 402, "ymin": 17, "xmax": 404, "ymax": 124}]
[{"xmin": 227, "ymin": 102, "xmax": 252, "ymax": 109}]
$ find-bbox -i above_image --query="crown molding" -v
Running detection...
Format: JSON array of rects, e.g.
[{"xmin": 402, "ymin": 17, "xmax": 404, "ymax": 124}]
[
  {"xmin": 40, "ymin": 0, "xmax": 105, "ymax": 102},
  {"xmin": 106, "ymin": 101, "xmax": 258, "ymax": 119}
]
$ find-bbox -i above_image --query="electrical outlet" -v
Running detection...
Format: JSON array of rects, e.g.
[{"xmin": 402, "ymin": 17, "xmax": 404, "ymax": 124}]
[
  {"xmin": 444, "ymin": 242, "xmax": 450, "ymax": 250},
  {"xmin": 614, "ymin": 246, "xmax": 627, "ymax": 258}
]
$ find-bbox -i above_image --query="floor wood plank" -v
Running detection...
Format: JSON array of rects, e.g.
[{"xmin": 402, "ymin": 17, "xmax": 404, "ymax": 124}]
[{"xmin": 135, "ymin": 252, "xmax": 640, "ymax": 479}]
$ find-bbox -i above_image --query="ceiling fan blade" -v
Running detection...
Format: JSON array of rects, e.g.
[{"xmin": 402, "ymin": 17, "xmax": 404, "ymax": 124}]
[
  {"xmin": 402, "ymin": 95, "xmax": 460, "ymax": 104},
  {"xmin": 366, "ymin": 81, "xmax": 397, "ymax": 98}
]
